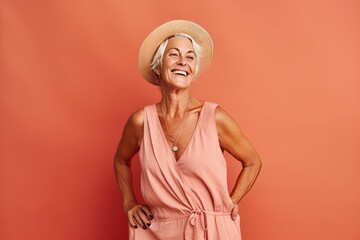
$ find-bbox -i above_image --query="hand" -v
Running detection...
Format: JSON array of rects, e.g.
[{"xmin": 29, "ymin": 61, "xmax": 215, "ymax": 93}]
[
  {"xmin": 127, "ymin": 203, "xmax": 153, "ymax": 229},
  {"xmin": 231, "ymin": 202, "xmax": 239, "ymax": 221}
]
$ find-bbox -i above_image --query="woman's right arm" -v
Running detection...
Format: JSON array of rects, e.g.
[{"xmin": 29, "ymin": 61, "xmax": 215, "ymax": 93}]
[{"xmin": 113, "ymin": 109, "xmax": 153, "ymax": 229}]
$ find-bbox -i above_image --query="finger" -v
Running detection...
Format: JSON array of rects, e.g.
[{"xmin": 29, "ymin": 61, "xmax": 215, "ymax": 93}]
[
  {"xmin": 134, "ymin": 211, "xmax": 147, "ymax": 229},
  {"xmin": 137, "ymin": 210, "xmax": 152, "ymax": 228},
  {"xmin": 139, "ymin": 208, "xmax": 152, "ymax": 227},
  {"xmin": 128, "ymin": 214, "xmax": 138, "ymax": 229},
  {"xmin": 231, "ymin": 205, "xmax": 238, "ymax": 220},
  {"xmin": 231, "ymin": 210, "xmax": 237, "ymax": 220},
  {"xmin": 141, "ymin": 206, "xmax": 154, "ymax": 220}
]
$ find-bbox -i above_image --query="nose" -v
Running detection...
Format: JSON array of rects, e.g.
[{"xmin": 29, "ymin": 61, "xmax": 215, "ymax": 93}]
[{"xmin": 177, "ymin": 55, "xmax": 187, "ymax": 66}]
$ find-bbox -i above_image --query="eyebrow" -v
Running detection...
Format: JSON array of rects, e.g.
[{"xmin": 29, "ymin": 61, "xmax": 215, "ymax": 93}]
[{"xmin": 168, "ymin": 48, "xmax": 195, "ymax": 55}]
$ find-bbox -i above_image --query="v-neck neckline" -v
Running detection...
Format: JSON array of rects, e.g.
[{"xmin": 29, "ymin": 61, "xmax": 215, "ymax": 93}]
[{"xmin": 154, "ymin": 102, "xmax": 207, "ymax": 163}]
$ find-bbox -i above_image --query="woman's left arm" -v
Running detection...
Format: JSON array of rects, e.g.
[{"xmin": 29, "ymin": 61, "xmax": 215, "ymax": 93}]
[{"xmin": 215, "ymin": 106, "xmax": 262, "ymax": 217}]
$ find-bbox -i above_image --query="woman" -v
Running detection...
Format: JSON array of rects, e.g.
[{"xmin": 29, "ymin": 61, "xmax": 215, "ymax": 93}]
[{"xmin": 114, "ymin": 20, "xmax": 262, "ymax": 240}]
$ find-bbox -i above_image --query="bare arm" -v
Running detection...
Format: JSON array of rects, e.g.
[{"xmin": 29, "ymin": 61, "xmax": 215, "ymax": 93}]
[
  {"xmin": 215, "ymin": 106, "xmax": 262, "ymax": 218},
  {"xmin": 113, "ymin": 109, "xmax": 152, "ymax": 229}
]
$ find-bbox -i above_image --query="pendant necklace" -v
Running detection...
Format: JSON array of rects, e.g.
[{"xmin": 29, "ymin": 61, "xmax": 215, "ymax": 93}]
[{"xmin": 161, "ymin": 98, "xmax": 190, "ymax": 152}]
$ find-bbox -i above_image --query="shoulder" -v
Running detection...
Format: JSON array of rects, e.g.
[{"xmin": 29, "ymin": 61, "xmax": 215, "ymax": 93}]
[
  {"xmin": 122, "ymin": 108, "xmax": 145, "ymax": 147},
  {"xmin": 214, "ymin": 105, "xmax": 239, "ymax": 135},
  {"xmin": 124, "ymin": 108, "xmax": 144, "ymax": 135},
  {"xmin": 214, "ymin": 105, "xmax": 233, "ymax": 123},
  {"xmin": 128, "ymin": 108, "xmax": 144, "ymax": 128},
  {"xmin": 199, "ymin": 101, "xmax": 233, "ymax": 125}
]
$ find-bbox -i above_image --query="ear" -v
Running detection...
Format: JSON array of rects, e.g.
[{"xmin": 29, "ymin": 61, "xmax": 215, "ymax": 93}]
[{"xmin": 153, "ymin": 67, "xmax": 160, "ymax": 76}]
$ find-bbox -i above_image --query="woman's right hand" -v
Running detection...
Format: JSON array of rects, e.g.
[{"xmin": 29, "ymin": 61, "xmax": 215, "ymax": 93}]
[{"xmin": 126, "ymin": 203, "xmax": 153, "ymax": 229}]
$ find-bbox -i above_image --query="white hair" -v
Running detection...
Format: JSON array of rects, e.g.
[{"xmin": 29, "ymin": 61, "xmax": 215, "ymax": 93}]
[{"xmin": 150, "ymin": 33, "xmax": 202, "ymax": 77}]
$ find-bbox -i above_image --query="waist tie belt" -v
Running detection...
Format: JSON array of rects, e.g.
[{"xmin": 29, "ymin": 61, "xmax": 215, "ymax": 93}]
[{"xmin": 185, "ymin": 209, "xmax": 231, "ymax": 240}]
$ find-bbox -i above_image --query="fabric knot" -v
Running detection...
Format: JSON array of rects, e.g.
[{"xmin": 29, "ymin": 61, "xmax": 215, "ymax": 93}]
[
  {"xmin": 188, "ymin": 209, "xmax": 206, "ymax": 228},
  {"xmin": 185, "ymin": 209, "xmax": 232, "ymax": 240},
  {"xmin": 189, "ymin": 210, "xmax": 199, "ymax": 226}
]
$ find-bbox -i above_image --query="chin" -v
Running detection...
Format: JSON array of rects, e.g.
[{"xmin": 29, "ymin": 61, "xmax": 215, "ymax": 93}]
[{"xmin": 173, "ymin": 79, "xmax": 192, "ymax": 88}]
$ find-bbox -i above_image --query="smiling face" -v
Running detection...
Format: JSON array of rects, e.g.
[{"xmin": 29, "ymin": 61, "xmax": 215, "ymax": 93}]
[{"xmin": 155, "ymin": 36, "xmax": 197, "ymax": 89}]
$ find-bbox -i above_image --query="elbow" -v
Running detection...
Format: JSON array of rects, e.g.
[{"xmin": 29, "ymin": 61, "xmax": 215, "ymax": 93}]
[
  {"xmin": 256, "ymin": 157, "xmax": 262, "ymax": 172},
  {"xmin": 253, "ymin": 154, "xmax": 262, "ymax": 170},
  {"xmin": 114, "ymin": 155, "xmax": 131, "ymax": 168},
  {"xmin": 243, "ymin": 154, "xmax": 262, "ymax": 171}
]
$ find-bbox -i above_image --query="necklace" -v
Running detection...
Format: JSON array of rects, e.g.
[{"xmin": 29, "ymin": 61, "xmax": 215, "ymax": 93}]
[{"xmin": 161, "ymin": 98, "xmax": 190, "ymax": 152}]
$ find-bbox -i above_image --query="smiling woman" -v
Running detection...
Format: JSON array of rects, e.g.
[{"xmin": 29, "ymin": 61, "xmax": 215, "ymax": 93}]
[
  {"xmin": 150, "ymin": 32, "xmax": 202, "ymax": 79},
  {"xmin": 153, "ymin": 36, "xmax": 197, "ymax": 90},
  {"xmin": 113, "ymin": 20, "xmax": 262, "ymax": 240}
]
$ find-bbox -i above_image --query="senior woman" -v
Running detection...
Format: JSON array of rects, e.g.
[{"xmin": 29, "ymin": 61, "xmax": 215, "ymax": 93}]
[{"xmin": 114, "ymin": 20, "xmax": 262, "ymax": 240}]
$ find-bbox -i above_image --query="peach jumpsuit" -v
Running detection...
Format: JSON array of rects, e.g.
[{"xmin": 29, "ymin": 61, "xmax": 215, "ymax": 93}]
[{"xmin": 129, "ymin": 102, "xmax": 241, "ymax": 240}]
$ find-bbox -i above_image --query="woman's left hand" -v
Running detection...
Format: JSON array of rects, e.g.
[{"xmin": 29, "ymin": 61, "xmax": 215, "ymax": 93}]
[{"xmin": 231, "ymin": 202, "xmax": 238, "ymax": 220}]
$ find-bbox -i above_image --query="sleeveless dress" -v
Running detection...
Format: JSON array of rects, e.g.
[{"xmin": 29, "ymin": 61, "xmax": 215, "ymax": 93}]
[{"xmin": 129, "ymin": 102, "xmax": 241, "ymax": 240}]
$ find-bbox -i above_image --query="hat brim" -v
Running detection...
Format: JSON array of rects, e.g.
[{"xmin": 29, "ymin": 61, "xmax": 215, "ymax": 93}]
[{"xmin": 138, "ymin": 20, "xmax": 214, "ymax": 86}]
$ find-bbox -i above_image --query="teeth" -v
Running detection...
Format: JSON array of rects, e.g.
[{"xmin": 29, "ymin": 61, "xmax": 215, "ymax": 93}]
[{"xmin": 173, "ymin": 70, "xmax": 187, "ymax": 76}]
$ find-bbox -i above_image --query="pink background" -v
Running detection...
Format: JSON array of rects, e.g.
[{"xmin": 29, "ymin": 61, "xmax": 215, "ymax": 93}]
[{"xmin": 1, "ymin": 0, "xmax": 360, "ymax": 239}]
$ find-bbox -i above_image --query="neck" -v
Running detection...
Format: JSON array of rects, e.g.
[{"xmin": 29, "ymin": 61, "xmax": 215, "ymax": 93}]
[{"xmin": 160, "ymin": 89, "xmax": 191, "ymax": 118}]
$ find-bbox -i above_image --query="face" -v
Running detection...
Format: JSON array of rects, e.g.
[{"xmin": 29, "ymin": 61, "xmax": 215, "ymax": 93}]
[{"xmin": 155, "ymin": 36, "xmax": 197, "ymax": 89}]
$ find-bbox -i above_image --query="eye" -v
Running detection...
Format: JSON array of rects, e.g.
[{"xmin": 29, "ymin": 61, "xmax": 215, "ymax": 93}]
[
  {"xmin": 186, "ymin": 55, "xmax": 195, "ymax": 60},
  {"xmin": 169, "ymin": 52, "xmax": 178, "ymax": 57}
]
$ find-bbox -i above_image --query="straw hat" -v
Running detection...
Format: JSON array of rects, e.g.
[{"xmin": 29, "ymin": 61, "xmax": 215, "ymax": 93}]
[{"xmin": 138, "ymin": 20, "xmax": 214, "ymax": 85}]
